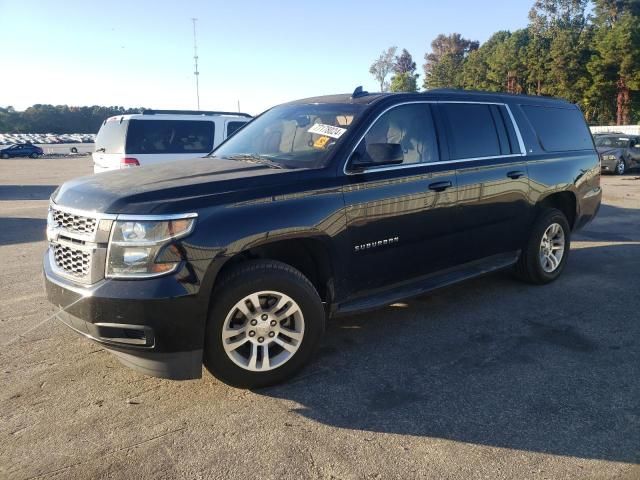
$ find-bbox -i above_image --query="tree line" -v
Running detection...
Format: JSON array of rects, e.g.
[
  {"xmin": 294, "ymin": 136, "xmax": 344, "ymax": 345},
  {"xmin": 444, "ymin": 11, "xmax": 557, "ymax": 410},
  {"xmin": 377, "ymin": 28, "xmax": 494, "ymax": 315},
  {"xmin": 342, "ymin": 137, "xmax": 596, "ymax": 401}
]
[
  {"xmin": 0, "ymin": 105, "xmax": 145, "ymax": 134},
  {"xmin": 369, "ymin": 0, "xmax": 640, "ymax": 125}
]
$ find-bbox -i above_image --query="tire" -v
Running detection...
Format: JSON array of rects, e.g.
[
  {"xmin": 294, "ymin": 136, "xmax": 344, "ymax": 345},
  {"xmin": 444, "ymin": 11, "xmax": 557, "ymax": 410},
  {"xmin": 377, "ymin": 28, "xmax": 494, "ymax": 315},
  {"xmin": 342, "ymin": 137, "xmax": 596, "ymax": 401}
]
[
  {"xmin": 30, "ymin": 152, "xmax": 38, "ymax": 158},
  {"xmin": 514, "ymin": 208, "xmax": 571, "ymax": 285},
  {"xmin": 70, "ymin": 147, "xmax": 78, "ymax": 154},
  {"xmin": 615, "ymin": 158, "xmax": 626, "ymax": 175},
  {"xmin": 204, "ymin": 260, "xmax": 326, "ymax": 388},
  {"xmin": 1, "ymin": 153, "xmax": 8, "ymax": 159}
]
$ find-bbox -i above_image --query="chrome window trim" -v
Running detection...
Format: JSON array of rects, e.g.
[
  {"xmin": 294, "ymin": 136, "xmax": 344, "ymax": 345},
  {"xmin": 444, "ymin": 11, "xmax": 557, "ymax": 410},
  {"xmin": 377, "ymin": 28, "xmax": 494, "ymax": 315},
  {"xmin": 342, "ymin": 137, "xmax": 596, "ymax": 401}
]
[{"xmin": 343, "ymin": 100, "xmax": 527, "ymax": 176}]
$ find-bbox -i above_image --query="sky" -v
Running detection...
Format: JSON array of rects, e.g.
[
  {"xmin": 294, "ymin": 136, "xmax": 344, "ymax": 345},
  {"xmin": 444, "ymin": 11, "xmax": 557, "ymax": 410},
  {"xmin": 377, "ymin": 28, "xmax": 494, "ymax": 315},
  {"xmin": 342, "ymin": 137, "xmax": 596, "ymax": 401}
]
[{"xmin": 0, "ymin": 0, "xmax": 535, "ymax": 115}]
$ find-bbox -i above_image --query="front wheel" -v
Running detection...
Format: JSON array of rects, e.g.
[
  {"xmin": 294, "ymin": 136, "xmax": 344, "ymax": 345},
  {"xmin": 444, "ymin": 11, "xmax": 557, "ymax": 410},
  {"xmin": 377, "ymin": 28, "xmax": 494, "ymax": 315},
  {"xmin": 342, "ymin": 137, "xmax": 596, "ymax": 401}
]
[
  {"xmin": 514, "ymin": 208, "xmax": 571, "ymax": 284},
  {"xmin": 30, "ymin": 152, "xmax": 39, "ymax": 158},
  {"xmin": 1, "ymin": 153, "xmax": 9, "ymax": 159},
  {"xmin": 204, "ymin": 260, "xmax": 325, "ymax": 388},
  {"xmin": 615, "ymin": 158, "xmax": 626, "ymax": 175}
]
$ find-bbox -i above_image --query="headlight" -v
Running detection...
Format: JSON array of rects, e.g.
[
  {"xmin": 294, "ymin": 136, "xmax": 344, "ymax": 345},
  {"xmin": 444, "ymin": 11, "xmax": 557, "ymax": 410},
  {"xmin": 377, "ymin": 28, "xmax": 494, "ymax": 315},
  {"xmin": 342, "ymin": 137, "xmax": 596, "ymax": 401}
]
[
  {"xmin": 602, "ymin": 154, "xmax": 617, "ymax": 161},
  {"xmin": 106, "ymin": 215, "xmax": 196, "ymax": 278}
]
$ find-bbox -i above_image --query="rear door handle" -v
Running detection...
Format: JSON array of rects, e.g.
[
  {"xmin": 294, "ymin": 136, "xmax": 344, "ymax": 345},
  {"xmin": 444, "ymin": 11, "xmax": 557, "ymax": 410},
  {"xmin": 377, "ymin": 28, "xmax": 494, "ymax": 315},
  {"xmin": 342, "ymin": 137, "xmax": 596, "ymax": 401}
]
[
  {"xmin": 507, "ymin": 170, "xmax": 525, "ymax": 179},
  {"xmin": 428, "ymin": 181, "xmax": 453, "ymax": 192}
]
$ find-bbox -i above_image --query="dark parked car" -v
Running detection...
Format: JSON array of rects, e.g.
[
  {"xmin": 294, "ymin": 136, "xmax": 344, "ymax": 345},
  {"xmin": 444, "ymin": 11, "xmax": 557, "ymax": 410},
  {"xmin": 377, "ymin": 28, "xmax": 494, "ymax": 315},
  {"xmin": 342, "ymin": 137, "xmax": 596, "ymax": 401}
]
[
  {"xmin": 0, "ymin": 143, "xmax": 43, "ymax": 159},
  {"xmin": 594, "ymin": 134, "xmax": 640, "ymax": 174},
  {"xmin": 44, "ymin": 88, "xmax": 601, "ymax": 388}
]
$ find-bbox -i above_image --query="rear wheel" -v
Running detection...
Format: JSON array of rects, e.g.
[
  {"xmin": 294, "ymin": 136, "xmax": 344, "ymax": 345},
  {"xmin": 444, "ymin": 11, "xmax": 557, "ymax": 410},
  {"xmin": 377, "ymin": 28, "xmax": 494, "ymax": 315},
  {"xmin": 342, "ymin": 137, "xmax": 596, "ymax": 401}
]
[
  {"xmin": 514, "ymin": 208, "xmax": 570, "ymax": 284},
  {"xmin": 204, "ymin": 260, "xmax": 325, "ymax": 388}
]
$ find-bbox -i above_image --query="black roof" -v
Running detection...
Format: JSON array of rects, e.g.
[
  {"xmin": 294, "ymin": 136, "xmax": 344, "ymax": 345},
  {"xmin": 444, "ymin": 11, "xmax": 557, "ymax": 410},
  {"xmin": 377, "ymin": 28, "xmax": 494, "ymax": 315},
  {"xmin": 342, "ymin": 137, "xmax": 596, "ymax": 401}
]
[{"xmin": 286, "ymin": 89, "xmax": 573, "ymax": 107}]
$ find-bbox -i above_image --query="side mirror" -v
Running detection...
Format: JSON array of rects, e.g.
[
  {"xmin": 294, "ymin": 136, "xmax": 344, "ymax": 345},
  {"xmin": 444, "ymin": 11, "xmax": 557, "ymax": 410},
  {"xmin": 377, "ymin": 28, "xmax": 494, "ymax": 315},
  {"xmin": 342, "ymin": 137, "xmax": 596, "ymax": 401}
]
[{"xmin": 350, "ymin": 143, "xmax": 404, "ymax": 171}]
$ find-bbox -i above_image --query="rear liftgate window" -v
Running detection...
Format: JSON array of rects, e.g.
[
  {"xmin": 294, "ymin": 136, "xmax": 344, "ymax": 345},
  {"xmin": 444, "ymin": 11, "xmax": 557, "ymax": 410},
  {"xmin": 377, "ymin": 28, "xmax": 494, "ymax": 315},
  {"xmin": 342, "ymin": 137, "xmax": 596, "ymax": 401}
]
[
  {"xmin": 126, "ymin": 120, "xmax": 215, "ymax": 154},
  {"xmin": 521, "ymin": 105, "xmax": 593, "ymax": 152}
]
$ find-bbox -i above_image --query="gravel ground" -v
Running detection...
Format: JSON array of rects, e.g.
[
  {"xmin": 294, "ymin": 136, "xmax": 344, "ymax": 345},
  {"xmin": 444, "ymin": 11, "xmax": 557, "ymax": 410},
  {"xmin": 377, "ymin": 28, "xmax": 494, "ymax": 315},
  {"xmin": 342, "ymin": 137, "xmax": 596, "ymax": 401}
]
[{"xmin": 0, "ymin": 157, "xmax": 639, "ymax": 480}]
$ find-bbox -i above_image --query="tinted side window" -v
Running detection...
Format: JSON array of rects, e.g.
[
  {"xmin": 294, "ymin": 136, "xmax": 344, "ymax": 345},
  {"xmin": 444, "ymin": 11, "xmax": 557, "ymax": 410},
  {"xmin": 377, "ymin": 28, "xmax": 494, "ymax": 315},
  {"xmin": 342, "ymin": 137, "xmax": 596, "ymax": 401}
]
[
  {"xmin": 440, "ymin": 103, "xmax": 502, "ymax": 160},
  {"xmin": 226, "ymin": 121, "xmax": 247, "ymax": 137},
  {"xmin": 126, "ymin": 120, "xmax": 214, "ymax": 154},
  {"xmin": 521, "ymin": 105, "xmax": 592, "ymax": 152},
  {"xmin": 360, "ymin": 103, "xmax": 439, "ymax": 165}
]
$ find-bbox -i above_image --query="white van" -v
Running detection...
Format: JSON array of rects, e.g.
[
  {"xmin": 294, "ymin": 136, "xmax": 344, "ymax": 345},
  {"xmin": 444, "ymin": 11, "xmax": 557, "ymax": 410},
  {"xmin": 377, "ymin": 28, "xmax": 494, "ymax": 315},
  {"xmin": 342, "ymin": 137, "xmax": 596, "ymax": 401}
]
[{"xmin": 92, "ymin": 110, "xmax": 251, "ymax": 173}]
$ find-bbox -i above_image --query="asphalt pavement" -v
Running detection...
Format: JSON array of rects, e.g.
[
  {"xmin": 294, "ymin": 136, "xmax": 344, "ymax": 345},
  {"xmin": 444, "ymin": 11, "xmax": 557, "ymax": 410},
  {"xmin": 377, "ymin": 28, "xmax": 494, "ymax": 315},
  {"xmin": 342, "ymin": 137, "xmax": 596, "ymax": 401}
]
[{"xmin": 1, "ymin": 156, "xmax": 638, "ymax": 479}]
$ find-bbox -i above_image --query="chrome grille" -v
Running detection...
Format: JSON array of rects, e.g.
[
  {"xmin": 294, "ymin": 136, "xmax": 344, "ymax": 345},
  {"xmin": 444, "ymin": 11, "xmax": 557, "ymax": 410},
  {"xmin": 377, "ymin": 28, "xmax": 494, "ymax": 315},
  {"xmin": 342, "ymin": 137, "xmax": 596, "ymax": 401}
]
[
  {"xmin": 51, "ymin": 209, "xmax": 97, "ymax": 235},
  {"xmin": 53, "ymin": 244, "xmax": 91, "ymax": 278}
]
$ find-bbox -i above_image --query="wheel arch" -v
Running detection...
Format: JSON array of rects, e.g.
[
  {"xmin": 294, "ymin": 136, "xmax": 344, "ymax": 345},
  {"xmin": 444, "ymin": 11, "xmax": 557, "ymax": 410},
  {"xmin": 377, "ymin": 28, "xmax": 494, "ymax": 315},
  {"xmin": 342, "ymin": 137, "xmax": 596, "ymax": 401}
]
[
  {"xmin": 536, "ymin": 191, "xmax": 577, "ymax": 230},
  {"xmin": 210, "ymin": 236, "xmax": 336, "ymax": 307}
]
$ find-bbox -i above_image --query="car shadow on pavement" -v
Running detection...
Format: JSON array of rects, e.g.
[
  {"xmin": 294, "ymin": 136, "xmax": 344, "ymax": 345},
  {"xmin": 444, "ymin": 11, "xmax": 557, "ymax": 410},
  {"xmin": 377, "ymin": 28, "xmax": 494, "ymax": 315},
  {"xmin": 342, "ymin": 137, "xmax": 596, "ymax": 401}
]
[
  {"xmin": 0, "ymin": 185, "xmax": 57, "ymax": 201},
  {"xmin": 258, "ymin": 243, "xmax": 640, "ymax": 463},
  {"xmin": 0, "ymin": 217, "xmax": 46, "ymax": 245}
]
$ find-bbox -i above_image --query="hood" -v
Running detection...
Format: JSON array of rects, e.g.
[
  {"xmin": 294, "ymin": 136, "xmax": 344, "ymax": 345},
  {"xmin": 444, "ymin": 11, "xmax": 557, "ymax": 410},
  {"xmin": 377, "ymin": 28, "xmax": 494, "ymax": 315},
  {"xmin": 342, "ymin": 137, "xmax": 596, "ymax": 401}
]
[
  {"xmin": 596, "ymin": 146, "xmax": 621, "ymax": 157},
  {"xmin": 53, "ymin": 157, "xmax": 303, "ymax": 214}
]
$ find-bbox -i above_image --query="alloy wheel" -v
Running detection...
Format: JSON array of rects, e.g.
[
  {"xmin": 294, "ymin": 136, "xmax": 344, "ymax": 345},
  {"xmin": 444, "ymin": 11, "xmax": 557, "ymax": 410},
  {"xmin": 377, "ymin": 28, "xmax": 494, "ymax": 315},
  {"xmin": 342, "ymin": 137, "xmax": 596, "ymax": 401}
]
[
  {"xmin": 221, "ymin": 290, "xmax": 305, "ymax": 371},
  {"xmin": 539, "ymin": 222, "xmax": 565, "ymax": 273}
]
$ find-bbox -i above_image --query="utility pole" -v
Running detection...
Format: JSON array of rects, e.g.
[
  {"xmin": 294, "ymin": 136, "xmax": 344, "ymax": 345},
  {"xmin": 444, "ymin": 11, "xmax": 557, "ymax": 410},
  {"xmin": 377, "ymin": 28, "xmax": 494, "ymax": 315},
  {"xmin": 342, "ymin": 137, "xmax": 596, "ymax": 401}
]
[{"xmin": 191, "ymin": 18, "xmax": 200, "ymax": 110}]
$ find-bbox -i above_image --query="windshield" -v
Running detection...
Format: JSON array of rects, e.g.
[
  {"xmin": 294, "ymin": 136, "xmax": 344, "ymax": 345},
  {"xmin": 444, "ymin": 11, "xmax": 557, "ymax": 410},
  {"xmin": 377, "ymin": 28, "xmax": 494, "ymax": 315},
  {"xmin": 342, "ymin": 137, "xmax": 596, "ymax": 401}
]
[
  {"xmin": 211, "ymin": 103, "xmax": 365, "ymax": 169},
  {"xmin": 595, "ymin": 136, "xmax": 630, "ymax": 148}
]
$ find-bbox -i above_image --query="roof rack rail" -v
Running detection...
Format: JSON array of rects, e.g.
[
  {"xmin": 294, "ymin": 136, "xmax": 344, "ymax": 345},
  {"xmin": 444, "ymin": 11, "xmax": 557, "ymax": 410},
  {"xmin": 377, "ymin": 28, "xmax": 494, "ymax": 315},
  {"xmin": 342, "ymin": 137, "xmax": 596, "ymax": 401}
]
[{"xmin": 141, "ymin": 109, "xmax": 252, "ymax": 118}]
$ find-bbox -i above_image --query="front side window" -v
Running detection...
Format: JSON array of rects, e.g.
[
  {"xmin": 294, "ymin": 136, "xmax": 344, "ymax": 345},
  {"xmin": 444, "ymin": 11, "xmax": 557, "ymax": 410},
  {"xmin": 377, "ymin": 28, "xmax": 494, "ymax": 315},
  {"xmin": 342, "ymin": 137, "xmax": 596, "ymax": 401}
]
[
  {"xmin": 212, "ymin": 104, "xmax": 365, "ymax": 169},
  {"xmin": 126, "ymin": 120, "xmax": 214, "ymax": 155},
  {"xmin": 356, "ymin": 103, "xmax": 439, "ymax": 167}
]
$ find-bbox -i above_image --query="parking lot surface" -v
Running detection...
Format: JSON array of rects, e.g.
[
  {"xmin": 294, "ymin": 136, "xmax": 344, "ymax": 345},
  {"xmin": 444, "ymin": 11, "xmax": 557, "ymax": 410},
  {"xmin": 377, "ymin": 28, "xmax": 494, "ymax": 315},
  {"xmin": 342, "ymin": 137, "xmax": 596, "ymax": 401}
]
[{"xmin": 1, "ymin": 157, "xmax": 639, "ymax": 480}]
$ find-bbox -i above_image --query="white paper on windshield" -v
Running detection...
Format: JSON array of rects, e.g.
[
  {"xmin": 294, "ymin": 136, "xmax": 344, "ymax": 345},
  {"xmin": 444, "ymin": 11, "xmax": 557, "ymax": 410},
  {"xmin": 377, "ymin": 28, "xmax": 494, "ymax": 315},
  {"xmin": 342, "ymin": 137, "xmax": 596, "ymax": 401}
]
[{"xmin": 307, "ymin": 123, "xmax": 347, "ymax": 139}]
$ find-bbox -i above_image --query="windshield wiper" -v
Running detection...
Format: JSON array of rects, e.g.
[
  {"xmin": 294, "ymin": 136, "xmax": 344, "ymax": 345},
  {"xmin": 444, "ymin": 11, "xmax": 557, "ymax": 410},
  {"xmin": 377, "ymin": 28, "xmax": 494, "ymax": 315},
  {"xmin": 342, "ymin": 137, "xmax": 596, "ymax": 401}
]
[{"xmin": 225, "ymin": 154, "xmax": 284, "ymax": 169}]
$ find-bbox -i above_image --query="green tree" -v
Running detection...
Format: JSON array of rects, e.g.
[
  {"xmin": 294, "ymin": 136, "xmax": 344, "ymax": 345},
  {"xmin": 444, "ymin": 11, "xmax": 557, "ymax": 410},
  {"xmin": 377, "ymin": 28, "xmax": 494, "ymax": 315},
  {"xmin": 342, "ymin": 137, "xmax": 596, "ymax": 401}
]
[
  {"xmin": 390, "ymin": 72, "xmax": 418, "ymax": 92},
  {"xmin": 369, "ymin": 46, "xmax": 398, "ymax": 92},
  {"xmin": 587, "ymin": 9, "xmax": 640, "ymax": 124},
  {"xmin": 390, "ymin": 49, "xmax": 419, "ymax": 92},
  {"xmin": 0, "ymin": 105, "xmax": 146, "ymax": 133},
  {"xmin": 423, "ymin": 33, "xmax": 479, "ymax": 89}
]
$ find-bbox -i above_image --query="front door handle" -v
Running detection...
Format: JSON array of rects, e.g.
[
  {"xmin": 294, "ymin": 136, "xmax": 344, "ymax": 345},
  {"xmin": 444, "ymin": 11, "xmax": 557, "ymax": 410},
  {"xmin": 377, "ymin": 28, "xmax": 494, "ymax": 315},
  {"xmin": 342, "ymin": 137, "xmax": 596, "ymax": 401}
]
[
  {"xmin": 428, "ymin": 181, "xmax": 453, "ymax": 192},
  {"xmin": 507, "ymin": 170, "xmax": 525, "ymax": 179}
]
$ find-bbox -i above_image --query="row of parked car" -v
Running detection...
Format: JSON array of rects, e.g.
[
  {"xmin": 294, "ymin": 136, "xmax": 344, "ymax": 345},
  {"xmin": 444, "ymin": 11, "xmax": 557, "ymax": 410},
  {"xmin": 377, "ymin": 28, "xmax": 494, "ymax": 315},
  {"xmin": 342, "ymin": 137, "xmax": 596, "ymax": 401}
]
[{"xmin": 0, "ymin": 133, "xmax": 95, "ymax": 145}]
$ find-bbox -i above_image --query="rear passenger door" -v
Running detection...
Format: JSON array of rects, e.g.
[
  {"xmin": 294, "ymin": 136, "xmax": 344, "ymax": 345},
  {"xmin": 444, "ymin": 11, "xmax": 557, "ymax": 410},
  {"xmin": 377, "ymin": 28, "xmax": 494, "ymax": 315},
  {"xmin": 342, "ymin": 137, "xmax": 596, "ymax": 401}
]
[
  {"xmin": 436, "ymin": 102, "xmax": 531, "ymax": 263},
  {"xmin": 342, "ymin": 103, "xmax": 459, "ymax": 293}
]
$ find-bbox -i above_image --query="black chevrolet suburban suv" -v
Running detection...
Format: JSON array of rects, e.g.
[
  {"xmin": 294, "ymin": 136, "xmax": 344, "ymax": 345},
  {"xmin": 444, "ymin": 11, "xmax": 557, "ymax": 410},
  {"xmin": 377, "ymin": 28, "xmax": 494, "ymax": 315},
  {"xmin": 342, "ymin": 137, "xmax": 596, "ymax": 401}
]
[{"xmin": 44, "ymin": 88, "xmax": 601, "ymax": 388}]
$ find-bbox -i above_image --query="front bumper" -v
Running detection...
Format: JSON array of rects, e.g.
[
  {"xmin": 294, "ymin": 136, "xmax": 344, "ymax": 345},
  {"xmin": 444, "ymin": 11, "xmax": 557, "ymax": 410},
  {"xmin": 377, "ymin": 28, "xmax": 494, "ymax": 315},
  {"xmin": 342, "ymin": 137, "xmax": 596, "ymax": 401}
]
[
  {"xmin": 43, "ymin": 250, "xmax": 209, "ymax": 380},
  {"xmin": 600, "ymin": 158, "xmax": 618, "ymax": 172}
]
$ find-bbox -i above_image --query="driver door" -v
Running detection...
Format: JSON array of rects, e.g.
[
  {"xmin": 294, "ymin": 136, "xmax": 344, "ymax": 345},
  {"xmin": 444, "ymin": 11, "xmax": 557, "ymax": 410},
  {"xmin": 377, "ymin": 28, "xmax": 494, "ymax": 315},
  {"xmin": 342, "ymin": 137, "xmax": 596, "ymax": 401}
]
[{"xmin": 342, "ymin": 103, "xmax": 459, "ymax": 293}]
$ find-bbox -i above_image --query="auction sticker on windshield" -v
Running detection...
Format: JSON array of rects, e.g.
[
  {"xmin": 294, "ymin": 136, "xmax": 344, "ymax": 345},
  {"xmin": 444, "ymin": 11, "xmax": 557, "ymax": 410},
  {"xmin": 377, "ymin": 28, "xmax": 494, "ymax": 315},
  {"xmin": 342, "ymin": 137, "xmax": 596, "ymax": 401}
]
[{"xmin": 308, "ymin": 123, "xmax": 347, "ymax": 139}]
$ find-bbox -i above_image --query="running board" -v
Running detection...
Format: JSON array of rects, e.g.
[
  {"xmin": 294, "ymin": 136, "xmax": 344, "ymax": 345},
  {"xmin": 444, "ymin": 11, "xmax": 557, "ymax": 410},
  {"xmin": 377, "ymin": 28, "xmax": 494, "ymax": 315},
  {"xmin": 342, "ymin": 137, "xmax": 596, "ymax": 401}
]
[{"xmin": 335, "ymin": 251, "xmax": 520, "ymax": 316}]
